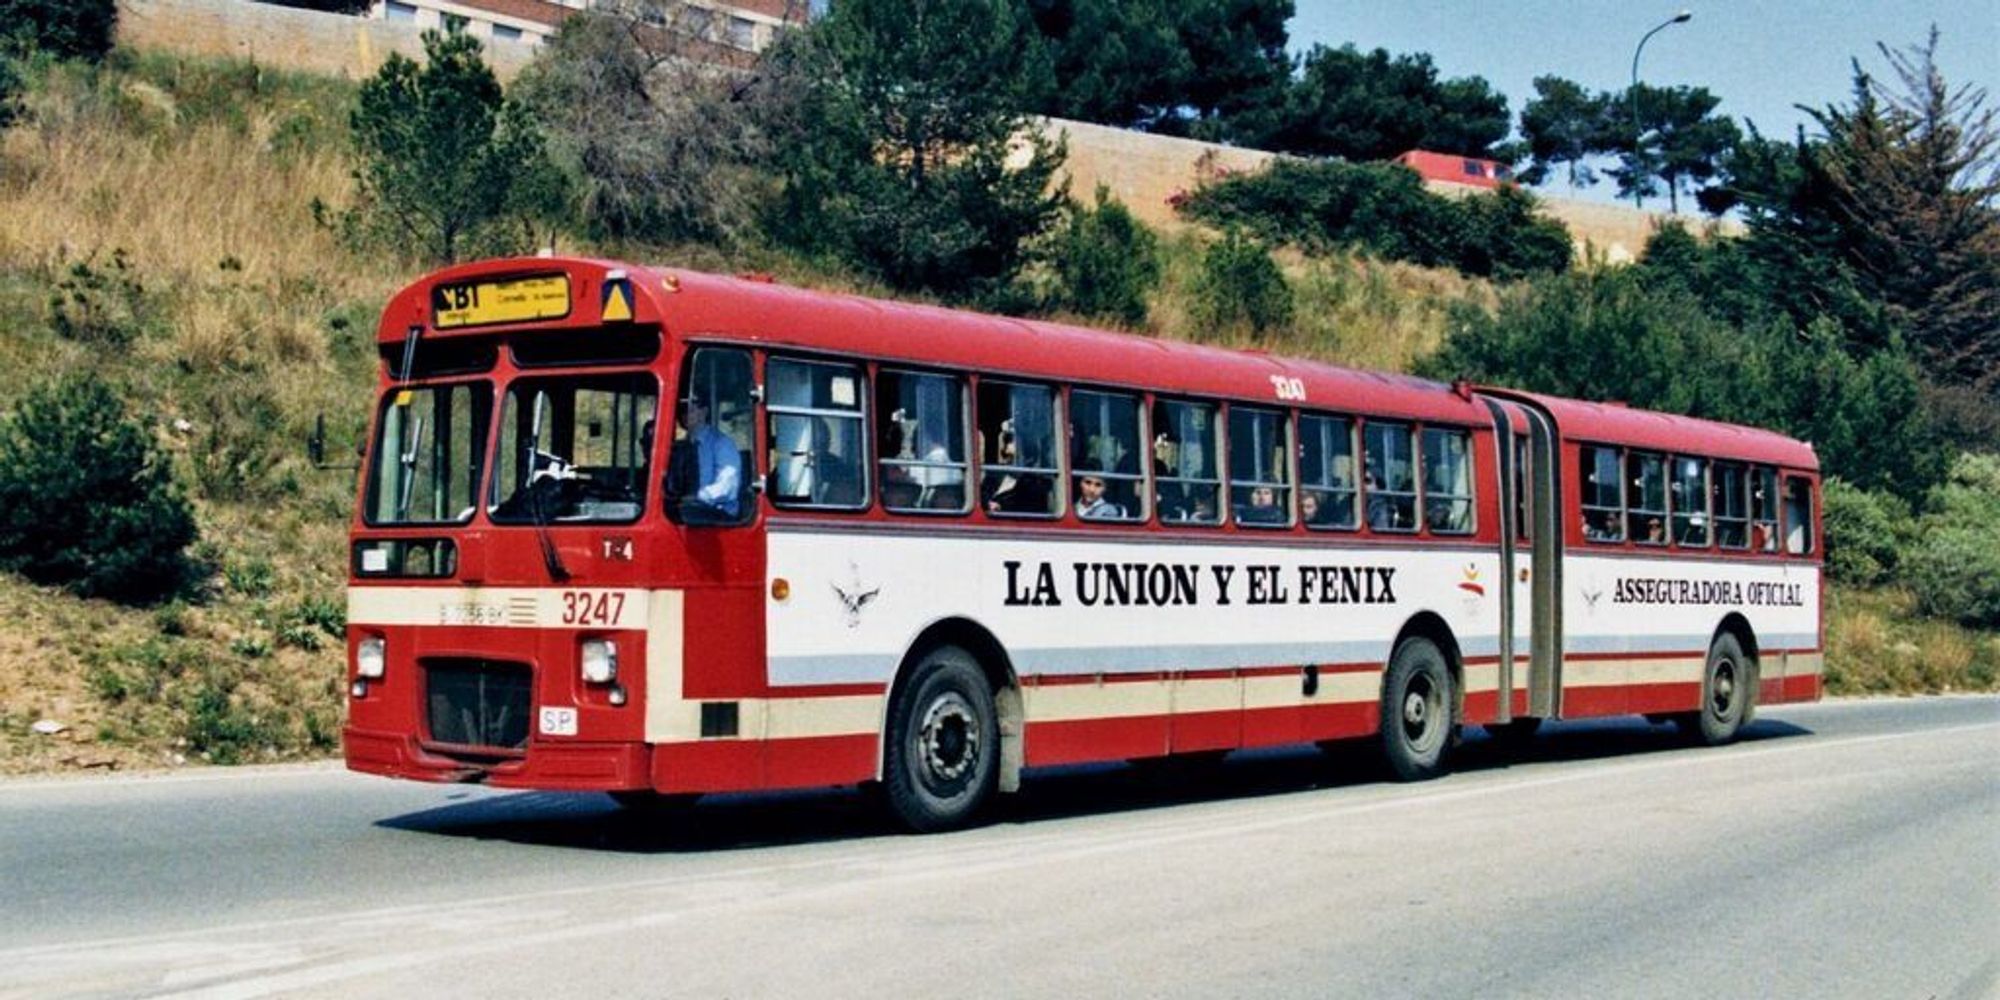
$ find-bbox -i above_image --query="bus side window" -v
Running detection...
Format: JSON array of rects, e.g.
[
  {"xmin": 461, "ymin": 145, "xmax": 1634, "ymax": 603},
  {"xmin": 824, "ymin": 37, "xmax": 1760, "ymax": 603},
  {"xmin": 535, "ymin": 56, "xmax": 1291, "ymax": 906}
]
[
  {"xmin": 1362, "ymin": 420, "xmax": 1417, "ymax": 532},
  {"xmin": 1784, "ymin": 475, "xmax": 1815, "ymax": 555},
  {"xmin": 1672, "ymin": 454, "xmax": 1711, "ymax": 547},
  {"xmin": 1069, "ymin": 388, "xmax": 1145, "ymax": 522},
  {"xmin": 1579, "ymin": 444, "xmax": 1624, "ymax": 543},
  {"xmin": 978, "ymin": 380, "xmax": 1062, "ymax": 518},
  {"xmin": 766, "ymin": 357, "xmax": 868, "ymax": 510},
  {"xmin": 1154, "ymin": 399, "xmax": 1222, "ymax": 525},
  {"xmin": 878, "ymin": 370, "xmax": 968, "ymax": 514},
  {"xmin": 665, "ymin": 347, "xmax": 754, "ymax": 525},
  {"xmin": 1229, "ymin": 405, "xmax": 1292, "ymax": 528},
  {"xmin": 1626, "ymin": 451, "xmax": 1667, "ymax": 545},
  {"xmin": 1298, "ymin": 413, "xmax": 1358, "ymax": 530},
  {"xmin": 1715, "ymin": 462, "xmax": 1750, "ymax": 549},
  {"xmin": 1752, "ymin": 466, "xmax": 1780, "ymax": 552},
  {"xmin": 1421, "ymin": 426, "xmax": 1473, "ymax": 534}
]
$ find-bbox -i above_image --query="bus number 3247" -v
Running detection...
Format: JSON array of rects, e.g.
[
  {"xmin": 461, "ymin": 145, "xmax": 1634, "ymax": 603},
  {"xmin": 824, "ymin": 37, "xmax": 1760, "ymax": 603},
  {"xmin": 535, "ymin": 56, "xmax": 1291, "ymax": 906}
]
[{"xmin": 563, "ymin": 591, "xmax": 626, "ymax": 626}]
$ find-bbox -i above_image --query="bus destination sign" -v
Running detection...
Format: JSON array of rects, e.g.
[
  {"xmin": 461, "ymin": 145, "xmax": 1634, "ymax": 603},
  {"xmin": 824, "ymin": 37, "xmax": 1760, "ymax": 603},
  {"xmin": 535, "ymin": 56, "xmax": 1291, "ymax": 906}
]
[{"xmin": 431, "ymin": 274, "xmax": 571, "ymax": 329}]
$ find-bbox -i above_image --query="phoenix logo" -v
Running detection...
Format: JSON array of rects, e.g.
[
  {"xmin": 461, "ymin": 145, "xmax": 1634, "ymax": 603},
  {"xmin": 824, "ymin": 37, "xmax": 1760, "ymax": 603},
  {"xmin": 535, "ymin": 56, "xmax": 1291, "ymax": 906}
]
[
  {"xmin": 1581, "ymin": 580, "xmax": 1605, "ymax": 612},
  {"xmin": 831, "ymin": 561, "xmax": 880, "ymax": 628},
  {"xmin": 1457, "ymin": 563, "xmax": 1486, "ymax": 598}
]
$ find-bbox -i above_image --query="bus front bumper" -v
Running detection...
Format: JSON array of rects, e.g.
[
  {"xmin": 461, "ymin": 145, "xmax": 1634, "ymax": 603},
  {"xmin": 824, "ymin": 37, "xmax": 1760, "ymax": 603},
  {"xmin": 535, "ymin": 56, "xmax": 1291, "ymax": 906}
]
[{"xmin": 343, "ymin": 725, "xmax": 650, "ymax": 791}]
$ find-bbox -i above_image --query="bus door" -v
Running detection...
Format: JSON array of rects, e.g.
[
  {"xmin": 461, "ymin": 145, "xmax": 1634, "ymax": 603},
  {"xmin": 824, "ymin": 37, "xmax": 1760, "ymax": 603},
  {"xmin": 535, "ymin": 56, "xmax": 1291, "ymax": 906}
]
[{"xmin": 1481, "ymin": 397, "xmax": 1562, "ymax": 721}]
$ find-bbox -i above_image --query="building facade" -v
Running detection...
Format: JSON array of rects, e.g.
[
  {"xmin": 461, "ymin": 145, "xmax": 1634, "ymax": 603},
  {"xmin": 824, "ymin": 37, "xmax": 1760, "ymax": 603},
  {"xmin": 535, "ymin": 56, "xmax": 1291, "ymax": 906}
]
[{"xmin": 369, "ymin": 0, "xmax": 805, "ymax": 54}]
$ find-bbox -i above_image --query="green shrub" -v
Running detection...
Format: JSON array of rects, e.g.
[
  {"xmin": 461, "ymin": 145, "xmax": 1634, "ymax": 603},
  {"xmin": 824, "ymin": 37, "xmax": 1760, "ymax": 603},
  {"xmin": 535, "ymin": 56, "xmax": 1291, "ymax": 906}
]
[
  {"xmin": 1045, "ymin": 186, "xmax": 1160, "ymax": 326},
  {"xmin": 1, "ymin": 0, "xmax": 118, "ymax": 62},
  {"xmin": 1190, "ymin": 229, "xmax": 1292, "ymax": 335},
  {"xmin": 1904, "ymin": 454, "xmax": 2000, "ymax": 627},
  {"xmin": 1178, "ymin": 159, "xmax": 1572, "ymax": 279},
  {"xmin": 0, "ymin": 373, "xmax": 197, "ymax": 603},
  {"xmin": 1822, "ymin": 480, "xmax": 1912, "ymax": 586},
  {"xmin": 47, "ymin": 248, "xmax": 152, "ymax": 347}
]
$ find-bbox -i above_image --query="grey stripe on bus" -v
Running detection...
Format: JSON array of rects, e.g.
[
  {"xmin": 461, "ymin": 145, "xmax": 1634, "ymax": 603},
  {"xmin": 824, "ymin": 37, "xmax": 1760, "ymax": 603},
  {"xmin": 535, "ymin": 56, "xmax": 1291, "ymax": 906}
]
[
  {"xmin": 767, "ymin": 635, "xmax": 1504, "ymax": 686},
  {"xmin": 1562, "ymin": 632, "xmax": 1819, "ymax": 656}
]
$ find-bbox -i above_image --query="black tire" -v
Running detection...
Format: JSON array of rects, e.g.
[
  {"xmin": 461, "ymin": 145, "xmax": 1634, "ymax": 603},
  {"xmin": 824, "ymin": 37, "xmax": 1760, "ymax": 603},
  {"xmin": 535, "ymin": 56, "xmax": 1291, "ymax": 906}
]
[
  {"xmin": 609, "ymin": 790, "xmax": 701, "ymax": 816},
  {"xmin": 1678, "ymin": 633, "xmax": 1751, "ymax": 746},
  {"xmin": 1380, "ymin": 636, "xmax": 1455, "ymax": 781},
  {"xmin": 884, "ymin": 646, "xmax": 998, "ymax": 833},
  {"xmin": 1483, "ymin": 716, "xmax": 1542, "ymax": 750}
]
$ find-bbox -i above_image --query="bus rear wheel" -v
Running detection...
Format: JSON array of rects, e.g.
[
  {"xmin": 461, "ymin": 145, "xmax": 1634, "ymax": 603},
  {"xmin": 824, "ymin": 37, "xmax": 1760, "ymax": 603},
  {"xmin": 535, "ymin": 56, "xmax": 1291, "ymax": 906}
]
[
  {"xmin": 884, "ymin": 646, "xmax": 998, "ymax": 833},
  {"xmin": 1678, "ymin": 633, "xmax": 1750, "ymax": 746},
  {"xmin": 1380, "ymin": 636, "xmax": 1454, "ymax": 781}
]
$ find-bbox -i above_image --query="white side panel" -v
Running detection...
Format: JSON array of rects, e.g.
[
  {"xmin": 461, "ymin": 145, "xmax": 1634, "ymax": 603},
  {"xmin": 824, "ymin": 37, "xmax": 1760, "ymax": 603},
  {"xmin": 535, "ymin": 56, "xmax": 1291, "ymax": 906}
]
[
  {"xmin": 1563, "ymin": 555, "xmax": 1821, "ymax": 656},
  {"xmin": 764, "ymin": 528, "xmax": 1502, "ymax": 689}
]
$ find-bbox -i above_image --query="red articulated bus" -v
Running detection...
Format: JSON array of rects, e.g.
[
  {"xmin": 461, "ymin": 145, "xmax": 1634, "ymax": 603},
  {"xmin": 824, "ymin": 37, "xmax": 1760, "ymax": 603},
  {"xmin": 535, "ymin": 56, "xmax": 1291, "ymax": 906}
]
[{"xmin": 342, "ymin": 256, "xmax": 1823, "ymax": 831}]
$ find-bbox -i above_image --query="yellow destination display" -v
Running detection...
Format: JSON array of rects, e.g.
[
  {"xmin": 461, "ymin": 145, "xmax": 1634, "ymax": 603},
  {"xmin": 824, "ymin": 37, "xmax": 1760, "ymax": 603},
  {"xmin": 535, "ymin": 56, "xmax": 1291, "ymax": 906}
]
[{"xmin": 431, "ymin": 275, "xmax": 571, "ymax": 329}]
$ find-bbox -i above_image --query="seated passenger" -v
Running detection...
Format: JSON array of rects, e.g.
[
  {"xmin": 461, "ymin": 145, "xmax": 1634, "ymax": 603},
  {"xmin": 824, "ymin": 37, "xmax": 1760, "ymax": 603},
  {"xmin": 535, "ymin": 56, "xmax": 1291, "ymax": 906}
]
[
  {"xmin": 678, "ymin": 393, "xmax": 741, "ymax": 520},
  {"xmin": 1300, "ymin": 490, "xmax": 1325, "ymax": 526},
  {"xmin": 1075, "ymin": 474, "xmax": 1126, "ymax": 520},
  {"xmin": 1236, "ymin": 485, "xmax": 1286, "ymax": 525}
]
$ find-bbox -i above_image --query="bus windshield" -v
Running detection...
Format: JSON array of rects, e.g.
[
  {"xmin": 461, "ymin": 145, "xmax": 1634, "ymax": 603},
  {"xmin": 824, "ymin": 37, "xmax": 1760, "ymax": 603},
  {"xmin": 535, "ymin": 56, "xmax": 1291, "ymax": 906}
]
[
  {"xmin": 365, "ymin": 381, "xmax": 492, "ymax": 526},
  {"xmin": 488, "ymin": 372, "xmax": 658, "ymax": 524}
]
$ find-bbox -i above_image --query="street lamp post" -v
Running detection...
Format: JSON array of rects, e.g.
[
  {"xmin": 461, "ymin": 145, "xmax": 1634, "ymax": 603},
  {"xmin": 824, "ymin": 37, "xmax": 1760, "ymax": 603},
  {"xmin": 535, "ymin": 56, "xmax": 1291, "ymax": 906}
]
[{"xmin": 1629, "ymin": 9, "xmax": 1692, "ymax": 209}]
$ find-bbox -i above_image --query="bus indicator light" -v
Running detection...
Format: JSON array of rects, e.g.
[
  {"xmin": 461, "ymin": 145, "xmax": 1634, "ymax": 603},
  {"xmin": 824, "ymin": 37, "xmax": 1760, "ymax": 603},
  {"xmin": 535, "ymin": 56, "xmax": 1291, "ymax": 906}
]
[{"xmin": 771, "ymin": 578, "xmax": 791, "ymax": 601}]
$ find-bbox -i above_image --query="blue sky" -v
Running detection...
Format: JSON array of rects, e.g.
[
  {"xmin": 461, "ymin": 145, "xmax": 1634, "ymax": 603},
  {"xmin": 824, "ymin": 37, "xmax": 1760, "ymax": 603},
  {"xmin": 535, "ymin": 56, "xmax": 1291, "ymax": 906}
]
[{"xmin": 1287, "ymin": 1, "xmax": 1999, "ymax": 199}]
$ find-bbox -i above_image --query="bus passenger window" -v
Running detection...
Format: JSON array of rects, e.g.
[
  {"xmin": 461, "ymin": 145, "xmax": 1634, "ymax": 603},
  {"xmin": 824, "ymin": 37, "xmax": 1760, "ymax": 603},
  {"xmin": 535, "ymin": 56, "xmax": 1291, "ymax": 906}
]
[
  {"xmin": 878, "ymin": 371, "xmax": 968, "ymax": 513},
  {"xmin": 1715, "ymin": 462, "xmax": 1750, "ymax": 549},
  {"xmin": 1672, "ymin": 455, "xmax": 1711, "ymax": 547},
  {"xmin": 1298, "ymin": 414, "xmax": 1358, "ymax": 530},
  {"xmin": 1580, "ymin": 445, "xmax": 1624, "ymax": 542},
  {"xmin": 1069, "ymin": 389, "xmax": 1144, "ymax": 521},
  {"xmin": 1363, "ymin": 421, "xmax": 1417, "ymax": 531},
  {"xmin": 664, "ymin": 347, "xmax": 752, "ymax": 524},
  {"xmin": 978, "ymin": 380, "xmax": 1061, "ymax": 517},
  {"xmin": 1230, "ymin": 406, "xmax": 1292, "ymax": 527},
  {"xmin": 1784, "ymin": 476, "xmax": 1815, "ymax": 555},
  {"xmin": 1753, "ymin": 466, "xmax": 1780, "ymax": 551},
  {"xmin": 1422, "ymin": 427, "xmax": 1474, "ymax": 534},
  {"xmin": 1154, "ymin": 399, "xmax": 1221, "ymax": 524},
  {"xmin": 766, "ymin": 357, "xmax": 868, "ymax": 510},
  {"xmin": 1627, "ymin": 451, "xmax": 1667, "ymax": 545}
]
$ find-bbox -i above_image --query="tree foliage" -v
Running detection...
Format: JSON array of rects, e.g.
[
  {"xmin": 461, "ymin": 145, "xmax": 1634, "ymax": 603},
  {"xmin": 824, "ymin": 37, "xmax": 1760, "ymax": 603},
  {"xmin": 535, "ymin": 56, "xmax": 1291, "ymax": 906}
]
[
  {"xmin": 1028, "ymin": 0, "xmax": 1189, "ymax": 131},
  {"xmin": 1518, "ymin": 76, "xmax": 1609, "ymax": 188},
  {"xmin": 769, "ymin": 0, "xmax": 1066, "ymax": 301},
  {"xmin": 1902, "ymin": 453, "xmax": 2000, "ymax": 626},
  {"xmin": 1043, "ymin": 186, "xmax": 1160, "ymax": 326},
  {"xmin": 351, "ymin": 31, "xmax": 568, "ymax": 263},
  {"xmin": 1603, "ymin": 83, "xmax": 1741, "ymax": 212},
  {"xmin": 516, "ymin": 10, "xmax": 791, "ymax": 245},
  {"xmin": 1277, "ymin": 44, "xmax": 1511, "ymax": 161},
  {"xmin": 1190, "ymin": 229, "xmax": 1292, "ymax": 336},
  {"xmin": 0, "ymin": 374, "xmax": 197, "ymax": 604},
  {"xmin": 1421, "ymin": 266, "xmax": 1947, "ymax": 501},
  {"xmin": 1179, "ymin": 158, "xmax": 1570, "ymax": 279},
  {"xmin": 1803, "ymin": 30, "xmax": 1999, "ymax": 394},
  {"xmin": 0, "ymin": 0, "xmax": 117, "ymax": 62}
]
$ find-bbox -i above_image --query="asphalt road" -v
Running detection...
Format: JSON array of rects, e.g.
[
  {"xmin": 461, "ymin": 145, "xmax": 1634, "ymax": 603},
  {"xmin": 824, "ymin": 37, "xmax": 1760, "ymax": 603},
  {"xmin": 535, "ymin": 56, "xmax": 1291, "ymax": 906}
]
[{"xmin": 1, "ymin": 696, "xmax": 1994, "ymax": 999}]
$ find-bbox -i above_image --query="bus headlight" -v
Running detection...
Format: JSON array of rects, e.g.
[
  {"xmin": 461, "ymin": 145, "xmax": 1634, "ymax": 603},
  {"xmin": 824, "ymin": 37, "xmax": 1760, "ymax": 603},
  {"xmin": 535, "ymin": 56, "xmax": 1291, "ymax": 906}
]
[
  {"xmin": 581, "ymin": 639, "xmax": 618, "ymax": 684},
  {"xmin": 357, "ymin": 636, "xmax": 387, "ymax": 679}
]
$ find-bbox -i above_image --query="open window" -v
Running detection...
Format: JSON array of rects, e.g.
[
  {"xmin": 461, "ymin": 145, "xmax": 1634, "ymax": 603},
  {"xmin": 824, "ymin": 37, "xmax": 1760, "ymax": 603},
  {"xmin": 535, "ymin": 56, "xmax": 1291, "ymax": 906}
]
[
  {"xmin": 1299, "ymin": 413, "xmax": 1358, "ymax": 530},
  {"xmin": 978, "ymin": 379, "xmax": 1061, "ymax": 518},
  {"xmin": 877, "ymin": 370, "xmax": 969, "ymax": 514},
  {"xmin": 1627, "ymin": 451, "xmax": 1667, "ymax": 545},
  {"xmin": 1580, "ymin": 445, "xmax": 1624, "ymax": 543},
  {"xmin": 1422, "ymin": 427, "xmax": 1474, "ymax": 534},
  {"xmin": 1069, "ymin": 389, "xmax": 1145, "ymax": 522},
  {"xmin": 1364, "ymin": 421, "xmax": 1418, "ymax": 532},
  {"xmin": 664, "ymin": 347, "xmax": 755, "ymax": 525},
  {"xmin": 1230, "ymin": 405, "xmax": 1292, "ymax": 528}
]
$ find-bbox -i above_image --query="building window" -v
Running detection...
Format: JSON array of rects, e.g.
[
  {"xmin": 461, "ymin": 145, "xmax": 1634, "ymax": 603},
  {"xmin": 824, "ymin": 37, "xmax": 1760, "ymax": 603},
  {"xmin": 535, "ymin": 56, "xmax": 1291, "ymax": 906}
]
[
  {"xmin": 492, "ymin": 23, "xmax": 522, "ymax": 42},
  {"xmin": 383, "ymin": 1, "xmax": 418, "ymax": 22},
  {"xmin": 727, "ymin": 15, "xmax": 755, "ymax": 49}
]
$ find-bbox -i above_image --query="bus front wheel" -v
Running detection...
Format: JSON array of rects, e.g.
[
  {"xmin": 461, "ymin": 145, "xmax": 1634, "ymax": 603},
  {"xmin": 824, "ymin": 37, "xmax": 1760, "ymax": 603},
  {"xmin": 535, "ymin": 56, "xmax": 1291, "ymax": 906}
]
[
  {"xmin": 1380, "ymin": 636, "xmax": 1454, "ymax": 781},
  {"xmin": 884, "ymin": 645, "xmax": 998, "ymax": 833}
]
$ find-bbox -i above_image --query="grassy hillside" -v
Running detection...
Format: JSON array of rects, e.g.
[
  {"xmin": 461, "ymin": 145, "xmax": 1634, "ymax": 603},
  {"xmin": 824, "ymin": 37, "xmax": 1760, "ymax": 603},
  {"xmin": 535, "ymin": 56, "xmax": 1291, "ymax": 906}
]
[{"xmin": 0, "ymin": 50, "xmax": 1987, "ymax": 773}]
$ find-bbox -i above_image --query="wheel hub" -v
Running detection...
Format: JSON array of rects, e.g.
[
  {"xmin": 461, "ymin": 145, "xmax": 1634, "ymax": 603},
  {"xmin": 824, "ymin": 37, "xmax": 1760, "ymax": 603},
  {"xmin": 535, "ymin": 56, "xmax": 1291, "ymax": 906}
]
[
  {"xmin": 919, "ymin": 694, "xmax": 978, "ymax": 783},
  {"xmin": 1711, "ymin": 661, "xmax": 1738, "ymax": 717}
]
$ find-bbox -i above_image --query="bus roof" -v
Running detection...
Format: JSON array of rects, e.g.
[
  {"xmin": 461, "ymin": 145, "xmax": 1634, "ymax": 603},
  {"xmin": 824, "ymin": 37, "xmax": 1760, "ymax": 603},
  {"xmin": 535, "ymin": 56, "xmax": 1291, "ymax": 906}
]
[
  {"xmin": 378, "ymin": 255, "xmax": 1818, "ymax": 465},
  {"xmin": 1488, "ymin": 389, "xmax": 1819, "ymax": 471}
]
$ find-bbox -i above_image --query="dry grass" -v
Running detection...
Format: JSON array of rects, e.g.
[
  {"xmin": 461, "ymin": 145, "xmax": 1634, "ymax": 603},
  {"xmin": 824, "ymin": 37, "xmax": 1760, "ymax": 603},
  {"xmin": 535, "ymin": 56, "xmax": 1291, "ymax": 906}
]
[
  {"xmin": 1147, "ymin": 232, "xmax": 1491, "ymax": 372},
  {"xmin": 1825, "ymin": 585, "xmax": 1999, "ymax": 695}
]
